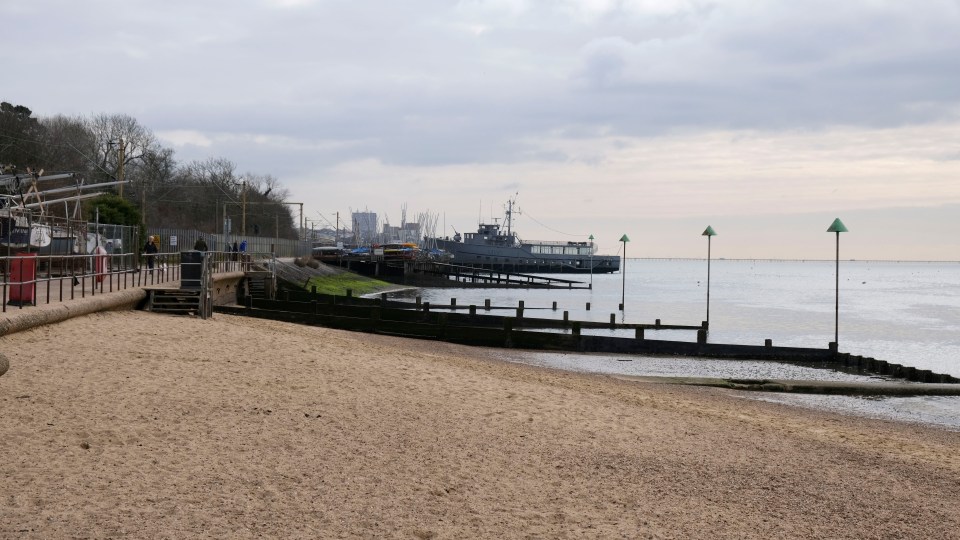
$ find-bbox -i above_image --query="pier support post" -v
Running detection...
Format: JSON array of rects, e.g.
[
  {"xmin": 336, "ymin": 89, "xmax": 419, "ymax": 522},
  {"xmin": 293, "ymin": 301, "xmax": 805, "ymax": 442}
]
[
  {"xmin": 903, "ymin": 366, "xmax": 917, "ymax": 381},
  {"xmin": 696, "ymin": 329, "xmax": 707, "ymax": 344},
  {"xmin": 436, "ymin": 313, "xmax": 447, "ymax": 339}
]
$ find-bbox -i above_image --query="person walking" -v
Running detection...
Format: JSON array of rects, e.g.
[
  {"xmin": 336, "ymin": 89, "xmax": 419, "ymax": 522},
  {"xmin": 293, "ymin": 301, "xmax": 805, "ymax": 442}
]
[
  {"xmin": 194, "ymin": 237, "xmax": 208, "ymax": 251},
  {"xmin": 144, "ymin": 236, "xmax": 159, "ymax": 275}
]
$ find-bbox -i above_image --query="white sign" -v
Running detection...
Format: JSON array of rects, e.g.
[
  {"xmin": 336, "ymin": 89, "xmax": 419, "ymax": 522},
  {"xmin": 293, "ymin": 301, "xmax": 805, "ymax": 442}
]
[{"xmin": 170, "ymin": 235, "xmax": 178, "ymax": 247}]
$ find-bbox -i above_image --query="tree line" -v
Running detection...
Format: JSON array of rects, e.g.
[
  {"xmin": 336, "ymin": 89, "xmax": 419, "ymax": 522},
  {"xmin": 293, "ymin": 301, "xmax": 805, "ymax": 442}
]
[{"xmin": 0, "ymin": 101, "xmax": 297, "ymax": 239}]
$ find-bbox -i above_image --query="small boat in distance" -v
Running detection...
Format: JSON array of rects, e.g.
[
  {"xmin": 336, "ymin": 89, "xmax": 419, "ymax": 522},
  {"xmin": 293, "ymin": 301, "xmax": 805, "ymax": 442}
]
[{"xmin": 427, "ymin": 197, "xmax": 620, "ymax": 274}]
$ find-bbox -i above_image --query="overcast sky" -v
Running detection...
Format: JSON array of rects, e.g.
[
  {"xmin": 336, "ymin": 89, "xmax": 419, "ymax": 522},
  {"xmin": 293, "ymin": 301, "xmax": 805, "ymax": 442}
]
[{"xmin": 4, "ymin": 0, "xmax": 959, "ymax": 259}]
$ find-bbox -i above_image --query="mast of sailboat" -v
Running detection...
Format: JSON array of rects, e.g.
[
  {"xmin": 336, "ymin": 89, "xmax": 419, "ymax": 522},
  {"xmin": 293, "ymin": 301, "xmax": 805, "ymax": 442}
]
[{"xmin": 505, "ymin": 195, "xmax": 516, "ymax": 238}]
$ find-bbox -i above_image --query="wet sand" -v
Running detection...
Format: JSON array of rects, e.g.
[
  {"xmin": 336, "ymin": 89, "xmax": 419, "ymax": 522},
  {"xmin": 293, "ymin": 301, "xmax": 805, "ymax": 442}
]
[{"xmin": 1, "ymin": 311, "xmax": 958, "ymax": 538}]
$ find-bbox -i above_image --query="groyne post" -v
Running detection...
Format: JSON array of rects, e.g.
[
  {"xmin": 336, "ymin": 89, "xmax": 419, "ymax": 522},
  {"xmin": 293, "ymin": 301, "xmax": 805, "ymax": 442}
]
[
  {"xmin": 484, "ymin": 299, "xmax": 491, "ymax": 310},
  {"xmin": 635, "ymin": 327, "xmax": 644, "ymax": 340}
]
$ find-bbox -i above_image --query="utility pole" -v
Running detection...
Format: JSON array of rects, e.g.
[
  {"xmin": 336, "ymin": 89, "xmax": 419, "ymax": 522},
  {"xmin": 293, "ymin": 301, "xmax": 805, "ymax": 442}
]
[
  {"xmin": 241, "ymin": 180, "xmax": 247, "ymax": 236},
  {"xmin": 140, "ymin": 175, "xmax": 146, "ymax": 228},
  {"xmin": 117, "ymin": 137, "xmax": 126, "ymax": 198}
]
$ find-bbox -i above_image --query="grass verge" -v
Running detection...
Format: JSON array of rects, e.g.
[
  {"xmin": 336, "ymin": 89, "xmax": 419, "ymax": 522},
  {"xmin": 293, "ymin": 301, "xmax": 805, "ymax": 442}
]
[{"xmin": 304, "ymin": 272, "xmax": 395, "ymax": 296}]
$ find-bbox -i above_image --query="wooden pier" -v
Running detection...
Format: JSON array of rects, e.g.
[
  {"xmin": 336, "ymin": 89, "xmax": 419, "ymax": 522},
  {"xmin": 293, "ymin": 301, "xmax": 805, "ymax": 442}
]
[
  {"xmin": 409, "ymin": 262, "xmax": 591, "ymax": 289},
  {"xmin": 334, "ymin": 258, "xmax": 590, "ymax": 289}
]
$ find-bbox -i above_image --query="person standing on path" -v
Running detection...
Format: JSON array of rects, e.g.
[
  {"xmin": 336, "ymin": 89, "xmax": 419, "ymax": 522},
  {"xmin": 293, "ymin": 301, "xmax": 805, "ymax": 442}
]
[{"xmin": 144, "ymin": 236, "xmax": 159, "ymax": 274}]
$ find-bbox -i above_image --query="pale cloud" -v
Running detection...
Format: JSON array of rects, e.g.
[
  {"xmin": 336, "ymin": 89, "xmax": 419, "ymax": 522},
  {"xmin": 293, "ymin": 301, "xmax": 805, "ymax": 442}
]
[{"xmin": 156, "ymin": 130, "xmax": 213, "ymax": 148}]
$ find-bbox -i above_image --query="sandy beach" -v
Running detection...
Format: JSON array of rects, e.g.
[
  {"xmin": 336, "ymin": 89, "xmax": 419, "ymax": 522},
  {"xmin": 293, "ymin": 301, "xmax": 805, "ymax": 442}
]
[{"xmin": 1, "ymin": 310, "xmax": 958, "ymax": 539}]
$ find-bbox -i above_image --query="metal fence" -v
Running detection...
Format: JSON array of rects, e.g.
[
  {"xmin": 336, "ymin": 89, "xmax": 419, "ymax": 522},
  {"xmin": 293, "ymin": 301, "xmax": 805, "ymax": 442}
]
[
  {"xmin": 147, "ymin": 228, "xmax": 311, "ymax": 259},
  {"xmin": 1, "ymin": 249, "xmax": 275, "ymax": 313},
  {"xmin": 0, "ymin": 250, "xmax": 180, "ymax": 313}
]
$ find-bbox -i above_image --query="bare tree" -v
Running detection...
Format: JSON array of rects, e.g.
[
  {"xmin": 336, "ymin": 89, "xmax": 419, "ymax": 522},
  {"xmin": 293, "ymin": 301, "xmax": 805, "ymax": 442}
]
[
  {"xmin": 87, "ymin": 113, "xmax": 157, "ymax": 188},
  {"xmin": 38, "ymin": 114, "xmax": 98, "ymax": 173}
]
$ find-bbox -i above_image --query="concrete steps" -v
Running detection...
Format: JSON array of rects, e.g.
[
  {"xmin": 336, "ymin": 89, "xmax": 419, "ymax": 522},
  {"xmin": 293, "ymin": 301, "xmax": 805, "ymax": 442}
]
[{"xmin": 145, "ymin": 289, "xmax": 204, "ymax": 316}]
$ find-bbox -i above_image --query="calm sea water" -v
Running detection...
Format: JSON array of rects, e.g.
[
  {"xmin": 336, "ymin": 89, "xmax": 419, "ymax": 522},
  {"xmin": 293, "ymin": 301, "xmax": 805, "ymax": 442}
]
[{"xmin": 387, "ymin": 259, "xmax": 960, "ymax": 429}]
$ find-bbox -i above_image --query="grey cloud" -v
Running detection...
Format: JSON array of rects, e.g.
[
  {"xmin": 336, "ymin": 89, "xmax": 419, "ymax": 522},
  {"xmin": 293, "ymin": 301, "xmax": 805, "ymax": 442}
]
[{"xmin": 6, "ymin": 0, "xmax": 960, "ymax": 170}]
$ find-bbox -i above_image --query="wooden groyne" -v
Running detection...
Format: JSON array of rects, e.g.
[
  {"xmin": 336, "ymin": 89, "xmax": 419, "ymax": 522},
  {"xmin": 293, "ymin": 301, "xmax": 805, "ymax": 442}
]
[{"xmin": 218, "ymin": 290, "xmax": 959, "ymax": 385}]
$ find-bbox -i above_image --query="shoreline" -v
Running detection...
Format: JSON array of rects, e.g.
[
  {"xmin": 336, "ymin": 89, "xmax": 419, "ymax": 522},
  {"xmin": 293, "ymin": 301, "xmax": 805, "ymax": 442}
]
[{"xmin": 2, "ymin": 310, "xmax": 958, "ymax": 537}]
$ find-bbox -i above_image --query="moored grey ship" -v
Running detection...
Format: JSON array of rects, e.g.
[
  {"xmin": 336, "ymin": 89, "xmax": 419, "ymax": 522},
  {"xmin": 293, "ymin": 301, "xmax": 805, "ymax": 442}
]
[{"xmin": 428, "ymin": 198, "xmax": 619, "ymax": 274}]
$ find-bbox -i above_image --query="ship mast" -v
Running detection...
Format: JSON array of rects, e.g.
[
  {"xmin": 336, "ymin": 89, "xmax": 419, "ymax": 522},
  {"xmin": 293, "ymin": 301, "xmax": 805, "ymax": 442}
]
[{"xmin": 505, "ymin": 195, "xmax": 516, "ymax": 238}]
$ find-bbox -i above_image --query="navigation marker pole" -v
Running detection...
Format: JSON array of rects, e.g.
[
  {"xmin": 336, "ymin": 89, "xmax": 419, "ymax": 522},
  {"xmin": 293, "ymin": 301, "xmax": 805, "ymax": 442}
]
[
  {"xmin": 826, "ymin": 218, "xmax": 848, "ymax": 351},
  {"xmin": 702, "ymin": 226, "xmax": 717, "ymax": 329},
  {"xmin": 588, "ymin": 234, "xmax": 594, "ymax": 290},
  {"xmin": 619, "ymin": 234, "xmax": 630, "ymax": 311}
]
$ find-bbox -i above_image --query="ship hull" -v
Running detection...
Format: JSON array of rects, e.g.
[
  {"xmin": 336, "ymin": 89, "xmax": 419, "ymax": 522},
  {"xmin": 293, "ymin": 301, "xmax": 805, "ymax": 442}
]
[{"xmin": 432, "ymin": 238, "xmax": 619, "ymax": 274}]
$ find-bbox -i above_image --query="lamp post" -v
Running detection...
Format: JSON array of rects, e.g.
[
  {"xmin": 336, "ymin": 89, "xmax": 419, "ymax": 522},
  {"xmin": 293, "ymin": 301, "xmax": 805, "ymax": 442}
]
[
  {"xmin": 826, "ymin": 218, "xmax": 848, "ymax": 350},
  {"xmin": 588, "ymin": 234, "xmax": 594, "ymax": 289},
  {"xmin": 619, "ymin": 234, "xmax": 630, "ymax": 310},
  {"xmin": 702, "ymin": 226, "xmax": 717, "ymax": 328}
]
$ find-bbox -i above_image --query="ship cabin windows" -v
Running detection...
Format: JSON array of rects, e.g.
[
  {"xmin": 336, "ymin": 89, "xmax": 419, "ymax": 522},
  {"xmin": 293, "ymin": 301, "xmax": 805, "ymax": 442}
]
[{"xmin": 530, "ymin": 243, "xmax": 594, "ymax": 256}]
